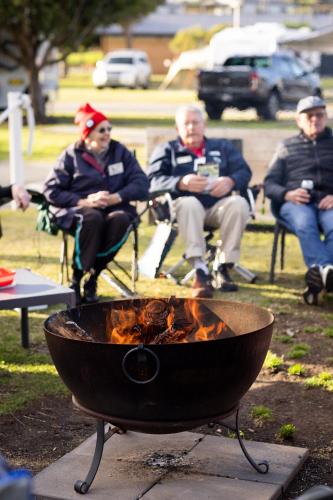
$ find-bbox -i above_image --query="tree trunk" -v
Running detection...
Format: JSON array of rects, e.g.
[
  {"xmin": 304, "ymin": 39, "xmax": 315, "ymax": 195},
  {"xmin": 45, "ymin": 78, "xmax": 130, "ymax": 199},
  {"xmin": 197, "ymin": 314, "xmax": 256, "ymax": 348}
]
[
  {"xmin": 28, "ymin": 63, "xmax": 46, "ymax": 123},
  {"xmin": 123, "ymin": 23, "xmax": 132, "ymax": 48}
]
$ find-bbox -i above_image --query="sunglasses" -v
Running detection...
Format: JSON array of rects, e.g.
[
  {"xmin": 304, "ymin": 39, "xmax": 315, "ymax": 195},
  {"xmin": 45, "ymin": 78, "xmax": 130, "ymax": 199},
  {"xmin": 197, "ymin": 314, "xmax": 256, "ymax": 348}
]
[
  {"xmin": 304, "ymin": 111, "xmax": 326, "ymax": 119},
  {"xmin": 96, "ymin": 126, "xmax": 112, "ymax": 134}
]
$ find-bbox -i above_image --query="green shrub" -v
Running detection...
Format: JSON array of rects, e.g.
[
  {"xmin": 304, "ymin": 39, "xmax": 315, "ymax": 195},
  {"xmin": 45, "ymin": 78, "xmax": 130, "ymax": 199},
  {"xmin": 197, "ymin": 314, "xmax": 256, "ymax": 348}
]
[
  {"xmin": 304, "ymin": 376, "xmax": 323, "ymax": 388},
  {"xmin": 278, "ymin": 423, "xmax": 296, "ymax": 440},
  {"xmin": 275, "ymin": 334, "xmax": 294, "ymax": 344},
  {"xmin": 319, "ymin": 372, "xmax": 332, "ymax": 382},
  {"xmin": 304, "ymin": 372, "xmax": 332, "ymax": 391},
  {"xmin": 325, "ymin": 380, "xmax": 333, "ymax": 392},
  {"xmin": 323, "ymin": 327, "xmax": 333, "ymax": 338},
  {"xmin": 287, "ymin": 343, "xmax": 310, "ymax": 359},
  {"xmin": 67, "ymin": 49, "xmax": 103, "ymax": 67},
  {"xmin": 251, "ymin": 405, "xmax": 273, "ymax": 422},
  {"xmin": 227, "ymin": 429, "xmax": 244, "ymax": 439},
  {"xmin": 288, "ymin": 363, "xmax": 306, "ymax": 377},
  {"xmin": 263, "ymin": 350, "xmax": 284, "ymax": 372},
  {"xmin": 304, "ymin": 326, "xmax": 322, "ymax": 334}
]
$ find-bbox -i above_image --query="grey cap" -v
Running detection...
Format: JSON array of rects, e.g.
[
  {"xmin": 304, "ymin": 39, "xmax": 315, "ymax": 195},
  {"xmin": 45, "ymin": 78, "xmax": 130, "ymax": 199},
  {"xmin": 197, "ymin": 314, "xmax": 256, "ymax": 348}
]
[{"xmin": 296, "ymin": 95, "xmax": 326, "ymax": 114}]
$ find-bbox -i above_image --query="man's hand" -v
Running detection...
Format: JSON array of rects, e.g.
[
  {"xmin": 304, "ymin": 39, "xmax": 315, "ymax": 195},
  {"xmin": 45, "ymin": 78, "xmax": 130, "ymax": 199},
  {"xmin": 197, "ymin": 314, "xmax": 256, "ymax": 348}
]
[
  {"xmin": 209, "ymin": 176, "xmax": 235, "ymax": 198},
  {"xmin": 78, "ymin": 191, "xmax": 122, "ymax": 209},
  {"xmin": 284, "ymin": 188, "xmax": 310, "ymax": 205},
  {"xmin": 11, "ymin": 184, "xmax": 31, "ymax": 210},
  {"xmin": 319, "ymin": 194, "xmax": 333, "ymax": 210},
  {"xmin": 178, "ymin": 174, "xmax": 208, "ymax": 193}
]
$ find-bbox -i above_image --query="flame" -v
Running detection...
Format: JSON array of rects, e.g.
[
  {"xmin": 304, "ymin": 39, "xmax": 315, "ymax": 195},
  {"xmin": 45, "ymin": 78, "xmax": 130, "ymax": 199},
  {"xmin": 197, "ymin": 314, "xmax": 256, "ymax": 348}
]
[{"xmin": 106, "ymin": 299, "xmax": 230, "ymax": 345}]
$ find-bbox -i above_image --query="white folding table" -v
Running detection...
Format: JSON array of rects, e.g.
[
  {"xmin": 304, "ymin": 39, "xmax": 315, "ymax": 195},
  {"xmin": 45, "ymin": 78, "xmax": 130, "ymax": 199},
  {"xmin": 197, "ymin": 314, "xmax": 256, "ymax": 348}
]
[{"xmin": 0, "ymin": 268, "xmax": 75, "ymax": 348}]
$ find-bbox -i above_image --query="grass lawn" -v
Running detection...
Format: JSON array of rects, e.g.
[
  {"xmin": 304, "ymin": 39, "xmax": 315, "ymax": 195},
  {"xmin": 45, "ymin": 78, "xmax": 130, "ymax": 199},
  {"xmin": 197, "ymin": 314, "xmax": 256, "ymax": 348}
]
[
  {"xmin": 0, "ymin": 204, "xmax": 307, "ymax": 416},
  {"xmin": 0, "ymin": 70, "xmax": 332, "ymax": 417}
]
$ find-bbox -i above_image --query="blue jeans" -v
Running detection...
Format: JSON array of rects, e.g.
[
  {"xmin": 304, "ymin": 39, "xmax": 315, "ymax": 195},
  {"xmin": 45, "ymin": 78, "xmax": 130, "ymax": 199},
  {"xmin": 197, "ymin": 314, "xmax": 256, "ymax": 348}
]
[{"xmin": 280, "ymin": 202, "xmax": 333, "ymax": 268}]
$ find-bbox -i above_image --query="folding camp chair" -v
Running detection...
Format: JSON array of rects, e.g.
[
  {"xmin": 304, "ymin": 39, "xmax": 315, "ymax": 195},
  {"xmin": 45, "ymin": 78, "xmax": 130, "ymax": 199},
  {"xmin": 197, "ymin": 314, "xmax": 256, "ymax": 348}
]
[
  {"xmin": 139, "ymin": 187, "xmax": 259, "ymax": 287},
  {"xmin": 29, "ymin": 189, "xmax": 147, "ymax": 298},
  {"xmin": 269, "ymin": 200, "xmax": 297, "ymax": 284}
]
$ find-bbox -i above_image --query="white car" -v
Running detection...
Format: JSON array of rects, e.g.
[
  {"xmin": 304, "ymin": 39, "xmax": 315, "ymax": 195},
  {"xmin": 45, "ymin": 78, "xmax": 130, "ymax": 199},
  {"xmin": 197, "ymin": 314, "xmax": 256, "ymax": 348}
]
[{"xmin": 92, "ymin": 50, "xmax": 152, "ymax": 89}]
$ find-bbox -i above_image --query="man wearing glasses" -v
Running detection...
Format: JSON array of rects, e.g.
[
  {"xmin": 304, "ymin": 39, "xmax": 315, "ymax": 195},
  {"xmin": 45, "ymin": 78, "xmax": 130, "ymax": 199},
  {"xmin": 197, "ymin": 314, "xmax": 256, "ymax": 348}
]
[
  {"xmin": 44, "ymin": 103, "xmax": 148, "ymax": 304},
  {"xmin": 264, "ymin": 95, "xmax": 333, "ymax": 305}
]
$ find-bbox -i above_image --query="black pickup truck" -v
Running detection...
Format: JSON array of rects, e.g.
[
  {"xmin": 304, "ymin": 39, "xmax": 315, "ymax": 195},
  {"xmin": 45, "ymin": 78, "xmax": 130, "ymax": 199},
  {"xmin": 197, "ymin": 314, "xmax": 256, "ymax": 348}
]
[{"xmin": 198, "ymin": 52, "xmax": 322, "ymax": 120}]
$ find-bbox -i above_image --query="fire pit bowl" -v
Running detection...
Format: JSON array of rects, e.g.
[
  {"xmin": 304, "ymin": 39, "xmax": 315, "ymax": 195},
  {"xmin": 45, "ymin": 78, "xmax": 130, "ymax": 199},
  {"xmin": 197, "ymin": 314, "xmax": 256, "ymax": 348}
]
[{"xmin": 44, "ymin": 298, "xmax": 273, "ymax": 433}]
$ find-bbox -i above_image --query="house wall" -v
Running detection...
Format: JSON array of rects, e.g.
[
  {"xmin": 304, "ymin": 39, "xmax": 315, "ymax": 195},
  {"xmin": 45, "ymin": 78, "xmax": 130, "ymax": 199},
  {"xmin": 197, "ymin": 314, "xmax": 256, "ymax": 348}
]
[{"xmin": 100, "ymin": 36, "xmax": 174, "ymax": 74}]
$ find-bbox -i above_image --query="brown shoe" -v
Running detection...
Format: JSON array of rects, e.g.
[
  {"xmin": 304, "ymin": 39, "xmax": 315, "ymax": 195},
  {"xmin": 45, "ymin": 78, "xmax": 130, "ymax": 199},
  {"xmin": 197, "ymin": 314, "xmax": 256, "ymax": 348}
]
[{"xmin": 192, "ymin": 269, "xmax": 213, "ymax": 298}]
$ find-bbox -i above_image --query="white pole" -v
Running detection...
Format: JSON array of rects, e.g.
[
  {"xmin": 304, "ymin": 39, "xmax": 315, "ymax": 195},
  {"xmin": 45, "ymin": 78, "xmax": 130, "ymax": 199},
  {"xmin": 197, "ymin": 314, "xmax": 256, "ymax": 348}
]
[
  {"xmin": 233, "ymin": 2, "xmax": 241, "ymax": 28},
  {"xmin": 8, "ymin": 92, "xmax": 24, "ymax": 209}
]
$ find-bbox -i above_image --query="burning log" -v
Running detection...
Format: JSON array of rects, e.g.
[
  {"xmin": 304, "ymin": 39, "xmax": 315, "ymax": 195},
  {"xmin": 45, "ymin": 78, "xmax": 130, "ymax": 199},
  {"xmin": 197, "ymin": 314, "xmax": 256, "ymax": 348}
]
[
  {"xmin": 48, "ymin": 298, "xmax": 235, "ymax": 345},
  {"xmin": 106, "ymin": 298, "xmax": 235, "ymax": 345}
]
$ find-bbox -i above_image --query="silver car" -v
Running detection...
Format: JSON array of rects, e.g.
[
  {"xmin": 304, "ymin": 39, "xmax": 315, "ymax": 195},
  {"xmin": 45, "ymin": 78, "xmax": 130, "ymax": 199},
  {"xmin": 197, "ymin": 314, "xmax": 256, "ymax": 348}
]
[{"xmin": 92, "ymin": 49, "xmax": 152, "ymax": 89}]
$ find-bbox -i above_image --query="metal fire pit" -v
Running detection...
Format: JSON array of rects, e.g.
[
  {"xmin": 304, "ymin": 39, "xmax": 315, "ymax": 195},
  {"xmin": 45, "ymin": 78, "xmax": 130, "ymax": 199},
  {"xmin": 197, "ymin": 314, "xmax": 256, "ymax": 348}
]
[{"xmin": 44, "ymin": 298, "xmax": 274, "ymax": 495}]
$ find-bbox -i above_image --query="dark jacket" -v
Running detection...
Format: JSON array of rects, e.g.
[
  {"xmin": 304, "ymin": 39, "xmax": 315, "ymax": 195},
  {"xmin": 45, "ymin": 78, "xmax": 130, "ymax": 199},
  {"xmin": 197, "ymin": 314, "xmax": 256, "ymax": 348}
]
[
  {"xmin": 147, "ymin": 137, "xmax": 252, "ymax": 209},
  {"xmin": 0, "ymin": 185, "xmax": 12, "ymax": 205},
  {"xmin": 43, "ymin": 140, "xmax": 149, "ymax": 229},
  {"xmin": 264, "ymin": 127, "xmax": 333, "ymax": 207}
]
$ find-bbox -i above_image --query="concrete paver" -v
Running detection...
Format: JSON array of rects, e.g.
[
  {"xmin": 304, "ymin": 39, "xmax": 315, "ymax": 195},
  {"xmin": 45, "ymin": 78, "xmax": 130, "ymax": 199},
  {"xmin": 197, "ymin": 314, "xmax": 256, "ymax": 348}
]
[
  {"xmin": 32, "ymin": 429, "xmax": 308, "ymax": 500},
  {"xmin": 143, "ymin": 473, "xmax": 281, "ymax": 500}
]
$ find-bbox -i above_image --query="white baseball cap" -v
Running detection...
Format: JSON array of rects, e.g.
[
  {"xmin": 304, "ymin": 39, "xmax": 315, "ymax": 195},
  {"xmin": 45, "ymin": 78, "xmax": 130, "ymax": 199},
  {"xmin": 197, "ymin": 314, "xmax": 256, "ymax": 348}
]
[{"xmin": 296, "ymin": 96, "xmax": 326, "ymax": 114}]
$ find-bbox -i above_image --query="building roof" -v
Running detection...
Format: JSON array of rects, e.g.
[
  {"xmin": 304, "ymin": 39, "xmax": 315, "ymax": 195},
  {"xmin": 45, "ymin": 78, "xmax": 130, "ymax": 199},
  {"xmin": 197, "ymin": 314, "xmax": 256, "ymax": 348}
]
[
  {"xmin": 98, "ymin": 10, "xmax": 228, "ymax": 37},
  {"xmin": 98, "ymin": 5, "xmax": 333, "ymax": 38}
]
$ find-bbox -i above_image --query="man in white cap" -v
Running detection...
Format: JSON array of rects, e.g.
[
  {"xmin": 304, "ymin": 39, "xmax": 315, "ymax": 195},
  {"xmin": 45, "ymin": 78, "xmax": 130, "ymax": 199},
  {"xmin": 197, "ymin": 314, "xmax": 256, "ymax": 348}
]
[
  {"xmin": 264, "ymin": 95, "xmax": 333, "ymax": 305},
  {"xmin": 148, "ymin": 104, "xmax": 251, "ymax": 298}
]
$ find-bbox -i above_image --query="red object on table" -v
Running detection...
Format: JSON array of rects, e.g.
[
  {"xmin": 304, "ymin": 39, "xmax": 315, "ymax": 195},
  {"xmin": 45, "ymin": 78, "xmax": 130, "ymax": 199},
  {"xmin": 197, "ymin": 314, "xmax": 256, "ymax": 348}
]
[{"xmin": 0, "ymin": 268, "xmax": 16, "ymax": 287}]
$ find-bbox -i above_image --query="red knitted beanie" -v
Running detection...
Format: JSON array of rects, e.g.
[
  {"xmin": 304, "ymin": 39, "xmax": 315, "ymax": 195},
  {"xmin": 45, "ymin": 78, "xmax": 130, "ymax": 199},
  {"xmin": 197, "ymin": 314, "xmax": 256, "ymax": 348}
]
[{"xmin": 74, "ymin": 103, "xmax": 108, "ymax": 140}]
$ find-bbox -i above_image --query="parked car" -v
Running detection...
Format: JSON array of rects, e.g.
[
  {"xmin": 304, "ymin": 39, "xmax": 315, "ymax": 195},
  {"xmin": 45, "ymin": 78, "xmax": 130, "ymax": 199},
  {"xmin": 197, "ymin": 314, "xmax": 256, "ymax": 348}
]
[
  {"xmin": 197, "ymin": 51, "xmax": 322, "ymax": 120},
  {"xmin": 92, "ymin": 49, "xmax": 152, "ymax": 89}
]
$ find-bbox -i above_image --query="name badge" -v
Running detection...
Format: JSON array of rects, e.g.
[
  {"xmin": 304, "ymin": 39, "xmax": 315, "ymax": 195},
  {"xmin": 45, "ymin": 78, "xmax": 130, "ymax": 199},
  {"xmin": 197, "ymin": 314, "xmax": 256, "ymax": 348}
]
[
  {"xmin": 176, "ymin": 155, "xmax": 192, "ymax": 165},
  {"xmin": 108, "ymin": 162, "xmax": 124, "ymax": 176}
]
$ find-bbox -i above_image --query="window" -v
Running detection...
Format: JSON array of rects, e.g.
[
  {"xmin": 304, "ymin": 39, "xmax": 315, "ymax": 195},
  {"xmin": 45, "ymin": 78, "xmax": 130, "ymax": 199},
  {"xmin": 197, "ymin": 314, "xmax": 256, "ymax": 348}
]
[
  {"xmin": 107, "ymin": 57, "xmax": 134, "ymax": 65},
  {"xmin": 224, "ymin": 56, "xmax": 271, "ymax": 68}
]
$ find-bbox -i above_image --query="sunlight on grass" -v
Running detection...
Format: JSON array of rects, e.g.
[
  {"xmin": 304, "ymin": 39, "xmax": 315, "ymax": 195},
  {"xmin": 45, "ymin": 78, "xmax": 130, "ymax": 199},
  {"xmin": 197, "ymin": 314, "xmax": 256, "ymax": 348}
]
[{"xmin": 0, "ymin": 361, "xmax": 58, "ymax": 375}]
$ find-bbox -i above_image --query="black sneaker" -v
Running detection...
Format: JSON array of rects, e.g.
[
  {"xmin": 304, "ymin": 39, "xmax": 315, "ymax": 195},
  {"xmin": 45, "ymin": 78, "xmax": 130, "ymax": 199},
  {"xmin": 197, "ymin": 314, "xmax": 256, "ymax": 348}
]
[
  {"xmin": 303, "ymin": 265, "xmax": 324, "ymax": 306},
  {"xmin": 213, "ymin": 264, "xmax": 238, "ymax": 292},
  {"xmin": 192, "ymin": 269, "xmax": 214, "ymax": 298},
  {"xmin": 83, "ymin": 275, "xmax": 99, "ymax": 304}
]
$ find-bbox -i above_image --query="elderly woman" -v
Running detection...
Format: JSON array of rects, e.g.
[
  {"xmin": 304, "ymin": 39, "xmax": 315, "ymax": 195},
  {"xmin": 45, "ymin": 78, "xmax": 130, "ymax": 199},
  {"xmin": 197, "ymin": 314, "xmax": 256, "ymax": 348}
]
[{"xmin": 43, "ymin": 103, "xmax": 149, "ymax": 304}]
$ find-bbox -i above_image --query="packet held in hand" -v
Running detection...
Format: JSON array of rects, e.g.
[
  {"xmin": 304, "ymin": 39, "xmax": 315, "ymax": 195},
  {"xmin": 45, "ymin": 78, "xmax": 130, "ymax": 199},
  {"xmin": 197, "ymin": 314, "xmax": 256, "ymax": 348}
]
[{"xmin": 196, "ymin": 162, "xmax": 219, "ymax": 179}]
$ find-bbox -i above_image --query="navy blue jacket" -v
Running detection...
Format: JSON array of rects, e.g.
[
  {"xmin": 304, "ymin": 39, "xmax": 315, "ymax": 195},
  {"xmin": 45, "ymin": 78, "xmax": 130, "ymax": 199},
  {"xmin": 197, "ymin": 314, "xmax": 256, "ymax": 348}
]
[
  {"xmin": 147, "ymin": 137, "xmax": 252, "ymax": 208},
  {"xmin": 0, "ymin": 185, "xmax": 12, "ymax": 205},
  {"xmin": 43, "ymin": 140, "xmax": 149, "ymax": 229}
]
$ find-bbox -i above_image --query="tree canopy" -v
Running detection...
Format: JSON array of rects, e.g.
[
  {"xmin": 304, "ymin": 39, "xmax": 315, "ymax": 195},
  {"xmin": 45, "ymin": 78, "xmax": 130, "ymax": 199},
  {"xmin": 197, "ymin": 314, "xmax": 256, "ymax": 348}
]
[
  {"xmin": 0, "ymin": 0, "xmax": 163, "ymax": 121},
  {"xmin": 169, "ymin": 23, "xmax": 227, "ymax": 55}
]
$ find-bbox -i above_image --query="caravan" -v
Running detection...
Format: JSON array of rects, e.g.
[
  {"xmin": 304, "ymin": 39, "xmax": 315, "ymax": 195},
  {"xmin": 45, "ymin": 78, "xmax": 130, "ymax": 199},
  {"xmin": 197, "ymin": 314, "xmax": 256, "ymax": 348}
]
[{"xmin": 0, "ymin": 40, "xmax": 59, "ymax": 111}]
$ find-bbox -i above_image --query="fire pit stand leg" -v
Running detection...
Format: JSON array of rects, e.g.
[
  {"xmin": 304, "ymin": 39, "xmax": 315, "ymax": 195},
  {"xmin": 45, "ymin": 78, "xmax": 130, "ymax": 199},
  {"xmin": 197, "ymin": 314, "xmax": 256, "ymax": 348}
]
[
  {"xmin": 214, "ymin": 408, "xmax": 269, "ymax": 475},
  {"xmin": 74, "ymin": 419, "xmax": 124, "ymax": 494}
]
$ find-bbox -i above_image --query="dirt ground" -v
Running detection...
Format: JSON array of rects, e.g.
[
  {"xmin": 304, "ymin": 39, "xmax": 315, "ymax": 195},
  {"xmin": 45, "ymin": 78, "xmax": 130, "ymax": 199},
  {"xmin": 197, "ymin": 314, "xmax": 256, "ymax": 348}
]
[{"xmin": 0, "ymin": 306, "xmax": 332, "ymax": 499}]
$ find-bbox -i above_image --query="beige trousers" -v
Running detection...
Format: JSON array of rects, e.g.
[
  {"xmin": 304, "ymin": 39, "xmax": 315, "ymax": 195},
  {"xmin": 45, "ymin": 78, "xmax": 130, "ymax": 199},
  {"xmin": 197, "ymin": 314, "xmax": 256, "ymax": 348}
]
[{"xmin": 174, "ymin": 195, "xmax": 250, "ymax": 264}]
